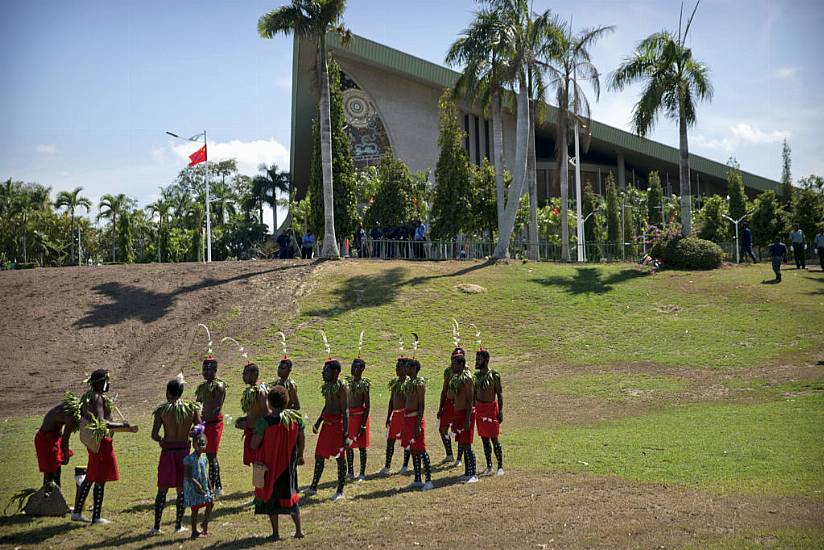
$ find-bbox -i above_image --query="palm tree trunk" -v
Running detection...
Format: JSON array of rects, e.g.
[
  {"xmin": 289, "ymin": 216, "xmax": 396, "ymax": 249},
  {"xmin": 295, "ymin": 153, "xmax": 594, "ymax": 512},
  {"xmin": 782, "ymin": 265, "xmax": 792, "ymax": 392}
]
[
  {"xmin": 157, "ymin": 219, "xmax": 162, "ymax": 263},
  {"xmin": 492, "ymin": 74, "xmax": 530, "ymax": 259},
  {"xmin": 678, "ymin": 106, "xmax": 692, "ymax": 236},
  {"xmin": 271, "ymin": 198, "xmax": 279, "ymax": 236},
  {"xmin": 559, "ymin": 107, "xmax": 571, "ymax": 262},
  {"xmin": 527, "ymin": 104, "xmax": 539, "ymax": 261},
  {"xmin": 492, "ymin": 92, "xmax": 505, "ymax": 236},
  {"xmin": 69, "ymin": 211, "xmax": 76, "ymax": 266},
  {"xmin": 111, "ymin": 214, "xmax": 117, "ymax": 262},
  {"xmin": 259, "ymin": 201, "xmax": 264, "ymax": 228},
  {"xmin": 318, "ymin": 38, "xmax": 340, "ymax": 259}
]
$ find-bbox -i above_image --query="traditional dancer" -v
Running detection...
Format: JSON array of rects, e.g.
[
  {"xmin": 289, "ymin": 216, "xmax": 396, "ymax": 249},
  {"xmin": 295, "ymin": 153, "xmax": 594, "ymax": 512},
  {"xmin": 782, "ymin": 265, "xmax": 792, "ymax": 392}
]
[
  {"xmin": 183, "ymin": 426, "xmax": 214, "ymax": 540},
  {"xmin": 73, "ymin": 370, "xmax": 138, "ymax": 524},
  {"xmin": 251, "ymin": 386, "xmax": 305, "ymax": 540},
  {"xmin": 150, "ymin": 374, "xmax": 202, "ymax": 535},
  {"xmin": 235, "ymin": 362, "xmax": 270, "ymax": 466},
  {"xmin": 35, "ymin": 392, "xmax": 80, "ymax": 487},
  {"xmin": 346, "ymin": 333, "xmax": 370, "ymax": 481},
  {"xmin": 195, "ymin": 355, "xmax": 226, "ymax": 496},
  {"xmin": 401, "ymin": 355, "xmax": 433, "ymax": 491},
  {"xmin": 379, "ymin": 356, "xmax": 411, "ymax": 475},
  {"xmin": 450, "ymin": 348, "xmax": 478, "ymax": 483},
  {"xmin": 272, "ymin": 332, "xmax": 301, "ymax": 411},
  {"xmin": 472, "ymin": 326, "xmax": 504, "ymax": 476},
  {"xmin": 306, "ymin": 331, "xmax": 349, "ymax": 501}
]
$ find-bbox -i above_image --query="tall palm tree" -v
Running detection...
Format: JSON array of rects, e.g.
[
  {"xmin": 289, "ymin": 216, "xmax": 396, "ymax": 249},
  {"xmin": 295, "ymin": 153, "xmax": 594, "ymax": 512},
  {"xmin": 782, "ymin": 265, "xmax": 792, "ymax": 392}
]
[
  {"xmin": 252, "ymin": 163, "xmax": 291, "ymax": 234},
  {"xmin": 609, "ymin": 1, "xmax": 712, "ymax": 236},
  {"xmin": 539, "ymin": 18, "xmax": 613, "ymax": 260},
  {"xmin": 19, "ymin": 184, "xmax": 52, "ymax": 263},
  {"xmin": 259, "ymin": 0, "xmax": 349, "ymax": 258},
  {"xmin": 97, "ymin": 193, "xmax": 131, "ymax": 262},
  {"xmin": 147, "ymin": 187, "xmax": 173, "ymax": 262},
  {"xmin": 55, "ymin": 186, "xmax": 92, "ymax": 265},
  {"xmin": 209, "ymin": 179, "xmax": 237, "ymax": 227}
]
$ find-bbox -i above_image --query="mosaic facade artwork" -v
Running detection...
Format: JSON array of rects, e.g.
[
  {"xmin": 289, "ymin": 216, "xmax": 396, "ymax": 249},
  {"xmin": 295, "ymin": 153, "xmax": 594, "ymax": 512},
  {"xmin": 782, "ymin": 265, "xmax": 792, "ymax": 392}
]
[{"xmin": 340, "ymin": 70, "xmax": 391, "ymax": 168}]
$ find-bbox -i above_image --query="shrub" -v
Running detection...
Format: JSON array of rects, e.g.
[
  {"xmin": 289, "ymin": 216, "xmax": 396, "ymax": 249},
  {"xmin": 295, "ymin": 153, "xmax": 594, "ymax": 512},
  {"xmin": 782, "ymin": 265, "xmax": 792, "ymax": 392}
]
[{"xmin": 651, "ymin": 232, "xmax": 723, "ymax": 270}]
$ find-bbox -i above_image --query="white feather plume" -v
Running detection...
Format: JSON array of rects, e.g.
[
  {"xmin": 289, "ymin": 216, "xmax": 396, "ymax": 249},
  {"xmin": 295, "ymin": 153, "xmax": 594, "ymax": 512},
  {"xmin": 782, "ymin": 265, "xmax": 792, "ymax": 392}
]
[
  {"xmin": 469, "ymin": 323, "xmax": 482, "ymax": 348},
  {"xmin": 220, "ymin": 336, "xmax": 248, "ymax": 360},
  {"xmin": 275, "ymin": 331, "xmax": 288, "ymax": 357},
  {"xmin": 320, "ymin": 330, "xmax": 331, "ymax": 356},
  {"xmin": 411, "ymin": 332, "xmax": 419, "ymax": 352},
  {"xmin": 398, "ymin": 334, "xmax": 405, "ymax": 354},
  {"xmin": 358, "ymin": 330, "xmax": 365, "ymax": 356},
  {"xmin": 452, "ymin": 318, "xmax": 461, "ymax": 348},
  {"xmin": 198, "ymin": 324, "xmax": 213, "ymax": 354}
]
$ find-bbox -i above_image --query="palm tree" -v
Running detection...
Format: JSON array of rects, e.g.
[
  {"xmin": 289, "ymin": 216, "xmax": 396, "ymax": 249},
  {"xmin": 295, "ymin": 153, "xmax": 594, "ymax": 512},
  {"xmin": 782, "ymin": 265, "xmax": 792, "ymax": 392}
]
[
  {"xmin": 539, "ymin": 19, "xmax": 613, "ymax": 260},
  {"xmin": 147, "ymin": 188, "xmax": 173, "ymax": 262},
  {"xmin": 55, "ymin": 186, "xmax": 92, "ymax": 265},
  {"xmin": 210, "ymin": 179, "xmax": 237, "ymax": 227},
  {"xmin": 252, "ymin": 163, "xmax": 291, "ymax": 234},
  {"xmin": 259, "ymin": 0, "xmax": 349, "ymax": 258},
  {"xmin": 609, "ymin": 1, "xmax": 712, "ymax": 236},
  {"xmin": 97, "ymin": 193, "xmax": 131, "ymax": 262}
]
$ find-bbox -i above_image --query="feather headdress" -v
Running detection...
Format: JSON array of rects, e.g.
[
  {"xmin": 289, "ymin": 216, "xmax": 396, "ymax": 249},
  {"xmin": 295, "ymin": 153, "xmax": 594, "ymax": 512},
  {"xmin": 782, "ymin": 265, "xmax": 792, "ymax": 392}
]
[
  {"xmin": 319, "ymin": 330, "xmax": 332, "ymax": 360},
  {"xmin": 411, "ymin": 332, "xmax": 420, "ymax": 358},
  {"xmin": 275, "ymin": 331, "xmax": 288, "ymax": 360},
  {"xmin": 452, "ymin": 318, "xmax": 461, "ymax": 348},
  {"xmin": 398, "ymin": 334, "xmax": 405, "ymax": 358},
  {"xmin": 469, "ymin": 323, "xmax": 484, "ymax": 350},
  {"xmin": 220, "ymin": 336, "xmax": 250, "ymax": 365},
  {"xmin": 357, "ymin": 330, "xmax": 365, "ymax": 358},
  {"xmin": 198, "ymin": 324, "xmax": 213, "ymax": 356}
]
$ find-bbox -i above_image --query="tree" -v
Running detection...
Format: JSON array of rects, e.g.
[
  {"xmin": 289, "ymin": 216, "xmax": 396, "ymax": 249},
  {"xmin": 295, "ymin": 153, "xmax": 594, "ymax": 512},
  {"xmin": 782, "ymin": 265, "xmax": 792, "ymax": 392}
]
[
  {"xmin": 469, "ymin": 159, "xmax": 500, "ymax": 238},
  {"xmin": 696, "ymin": 195, "xmax": 728, "ymax": 243},
  {"xmin": 117, "ymin": 210, "xmax": 135, "ymax": 264},
  {"xmin": 431, "ymin": 89, "xmax": 473, "ymax": 239},
  {"xmin": 363, "ymin": 151, "xmax": 417, "ymax": 229},
  {"xmin": 646, "ymin": 171, "xmax": 663, "ymax": 227},
  {"xmin": 780, "ymin": 139, "xmax": 793, "ymax": 206},
  {"xmin": 622, "ymin": 184, "xmax": 638, "ymax": 257},
  {"xmin": 610, "ymin": 1, "xmax": 713, "ymax": 236},
  {"xmin": 798, "ymin": 174, "xmax": 823, "ymax": 192},
  {"xmin": 147, "ymin": 188, "xmax": 173, "ymax": 262},
  {"xmin": 54, "ymin": 186, "xmax": 91, "ymax": 265},
  {"xmin": 306, "ymin": 58, "xmax": 357, "ymax": 244},
  {"xmin": 259, "ymin": 0, "xmax": 349, "ymax": 258},
  {"xmin": 792, "ymin": 187, "xmax": 824, "ymax": 245},
  {"xmin": 582, "ymin": 180, "xmax": 599, "ymax": 245},
  {"xmin": 252, "ymin": 163, "xmax": 291, "ymax": 234},
  {"xmin": 726, "ymin": 157, "xmax": 747, "ymax": 224},
  {"xmin": 97, "ymin": 193, "xmax": 133, "ymax": 262},
  {"xmin": 750, "ymin": 191, "xmax": 786, "ymax": 247},
  {"xmin": 605, "ymin": 173, "xmax": 620, "ymax": 245}
]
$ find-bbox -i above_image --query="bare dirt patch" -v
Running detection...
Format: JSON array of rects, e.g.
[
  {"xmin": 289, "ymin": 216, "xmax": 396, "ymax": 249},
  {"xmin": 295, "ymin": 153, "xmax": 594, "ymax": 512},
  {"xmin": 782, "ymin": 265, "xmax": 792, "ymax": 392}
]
[{"xmin": 0, "ymin": 260, "xmax": 318, "ymax": 416}]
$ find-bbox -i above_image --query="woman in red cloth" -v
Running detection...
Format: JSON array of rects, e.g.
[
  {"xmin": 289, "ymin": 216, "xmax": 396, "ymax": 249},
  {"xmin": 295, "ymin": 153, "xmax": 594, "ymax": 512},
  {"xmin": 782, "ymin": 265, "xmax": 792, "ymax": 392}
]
[
  {"xmin": 73, "ymin": 370, "xmax": 139, "ymax": 525},
  {"xmin": 235, "ymin": 362, "xmax": 269, "ymax": 466},
  {"xmin": 251, "ymin": 386, "xmax": 305, "ymax": 540}
]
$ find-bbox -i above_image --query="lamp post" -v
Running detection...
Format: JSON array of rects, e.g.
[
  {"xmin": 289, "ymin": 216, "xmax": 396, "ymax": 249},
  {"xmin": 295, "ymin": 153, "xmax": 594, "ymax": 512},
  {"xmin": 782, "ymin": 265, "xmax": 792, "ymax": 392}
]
[
  {"xmin": 722, "ymin": 210, "xmax": 754, "ymax": 264},
  {"xmin": 166, "ymin": 130, "xmax": 211, "ymax": 262},
  {"xmin": 580, "ymin": 209, "xmax": 598, "ymax": 262}
]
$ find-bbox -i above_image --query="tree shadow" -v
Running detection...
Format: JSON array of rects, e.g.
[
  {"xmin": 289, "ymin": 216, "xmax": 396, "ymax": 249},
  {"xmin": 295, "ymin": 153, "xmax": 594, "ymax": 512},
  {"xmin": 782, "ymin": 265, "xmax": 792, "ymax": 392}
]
[
  {"xmin": 74, "ymin": 262, "xmax": 308, "ymax": 328},
  {"xmin": 531, "ymin": 267, "xmax": 647, "ymax": 295},
  {"xmin": 0, "ymin": 517, "xmax": 83, "ymax": 545},
  {"xmin": 803, "ymin": 275, "xmax": 824, "ymax": 295}
]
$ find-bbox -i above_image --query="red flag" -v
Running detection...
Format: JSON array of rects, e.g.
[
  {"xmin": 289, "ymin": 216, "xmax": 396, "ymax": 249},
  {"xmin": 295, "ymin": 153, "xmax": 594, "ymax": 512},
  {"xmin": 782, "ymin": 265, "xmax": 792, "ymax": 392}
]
[{"xmin": 188, "ymin": 145, "xmax": 207, "ymax": 167}]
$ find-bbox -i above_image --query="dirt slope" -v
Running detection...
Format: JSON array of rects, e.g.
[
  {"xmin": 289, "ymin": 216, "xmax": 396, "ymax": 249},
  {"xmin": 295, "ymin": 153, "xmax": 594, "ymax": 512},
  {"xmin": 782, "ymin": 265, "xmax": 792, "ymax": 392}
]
[{"xmin": 0, "ymin": 260, "xmax": 318, "ymax": 416}]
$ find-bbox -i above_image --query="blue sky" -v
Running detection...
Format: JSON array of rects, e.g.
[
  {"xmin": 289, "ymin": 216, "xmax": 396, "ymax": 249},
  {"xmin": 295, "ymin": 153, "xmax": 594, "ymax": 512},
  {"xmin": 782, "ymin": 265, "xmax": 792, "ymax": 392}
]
[{"xmin": 1, "ymin": 0, "xmax": 822, "ymax": 223}]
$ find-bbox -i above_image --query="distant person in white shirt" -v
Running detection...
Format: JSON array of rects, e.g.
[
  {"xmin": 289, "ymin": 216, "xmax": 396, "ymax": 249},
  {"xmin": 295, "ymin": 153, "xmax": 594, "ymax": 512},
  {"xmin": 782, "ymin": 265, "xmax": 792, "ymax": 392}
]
[{"xmin": 815, "ymin": 228, "xmax": 824, "ymax": 271}]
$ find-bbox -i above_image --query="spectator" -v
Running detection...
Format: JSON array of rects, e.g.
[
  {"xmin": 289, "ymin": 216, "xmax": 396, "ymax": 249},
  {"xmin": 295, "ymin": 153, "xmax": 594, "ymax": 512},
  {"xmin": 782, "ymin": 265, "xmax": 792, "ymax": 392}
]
[
  {"xmin": 768, "ymin": 236, "xmax": 788, "ymax": 283},
  {"xmin": 370, "ymin": 222, "xmax": 382, "ymax": 258},
  {"xmin": 301, "ymin": 231, "xmax": 315, "ymax": 260},
  {"xmin": 788, "ymin": 224, "xmax": 806, "ymax": 269},
  {"xmin": 740, "ymin": 222, "xmax": 757, "ymax": 263},
  {"xmin": 354, "ymin": 223, "xmax": 366, "ymax": 258},
  {"xmin": 276, "ymin": 231, "xmax": 290, "ymax": 260},
  {"xmin": 815, "ymin": 227, "xmax": 824, "ymax": 271},
  {"xmin": 413, "ymin": 219, "xmax": 426, "ymax": 259}
]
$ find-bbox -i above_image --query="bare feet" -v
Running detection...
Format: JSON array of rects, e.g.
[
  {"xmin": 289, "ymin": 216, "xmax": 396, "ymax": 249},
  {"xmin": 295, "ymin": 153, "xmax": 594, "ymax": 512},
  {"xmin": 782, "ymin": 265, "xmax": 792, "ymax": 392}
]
[{"xmin": 267, "ymin": 533, "xmax": 282, "ymax": 541}]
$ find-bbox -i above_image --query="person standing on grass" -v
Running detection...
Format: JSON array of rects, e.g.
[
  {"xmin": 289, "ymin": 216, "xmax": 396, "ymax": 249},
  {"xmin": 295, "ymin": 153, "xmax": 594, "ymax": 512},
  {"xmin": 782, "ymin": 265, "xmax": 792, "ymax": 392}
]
[
  {"xmin": 346, "ymin": 357, "xmax": 370, "ymax": 482},
  {"xmin": 234, "ymin": 363, "xmax": 270, "ymax": 467},
  {"xmin": 301, "ymin": 231, "xmax": 315, "ymax": 259},
  {"xmin": 195, "ymin": 356, "xmax": 226, "ymax": 497},
  {"xmin": 305, "ymin": 359, "xmax": 348, "ymax": 501},
  {"xmin": 150, "ymin": 375, "xmax": 202, "ymax": 535},
  {"xmin": 73, "ymin": 370, "xmax": 139, "ymax": 525},
  {"xmin": 814, "ymin": 227, "xmax": 824, "ymax": 271},
  {"xmin": 437, "ymin": 352, "xmax": 459, "ymax": 465},
  {"xmin": 251, "ymin": 386, "xmax": 305, "ymax": 540},
  {"xmin": 183, "ymin": 428, "xmax": 213, "ymax": 540},
  {"xmin": 450, "ymin": 349, "xmax": 478, "ymax": 484},
  {"xmin": 34, "ymin": 392, "xmax": 80, "ymax": 487},
  {"xmin": 379, "ymin": 357, "xmax": 411, "ymax": 476},
  {"xmin": 272, "ymin": 357, "xmax": 301, "ymax": 411},
  {"xmin": 789, "ymin": 224, "xmax": 806, "ymax": 269},
  {"xmin": 474, "ymin": 349, "xmax": 505, "ymax": 476},
  {"xmin": 401, "ymin": 359, "xmax": 434, "ymax": 491},
  {"xmin": 768, "ymin": 236, "xmax": 788, "ymax": 282},
  {"xmin": 740, "ymin": 222, "xmax": 757, "ymax": 263}
]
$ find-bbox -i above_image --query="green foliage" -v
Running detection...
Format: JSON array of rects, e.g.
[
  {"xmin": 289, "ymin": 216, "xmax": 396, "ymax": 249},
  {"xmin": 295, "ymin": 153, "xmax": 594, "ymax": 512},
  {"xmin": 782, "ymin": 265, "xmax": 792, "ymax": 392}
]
[
  {"xmin": 363, "ymin": 151, "xmax": 418, "ymax": 228},
  {"xmin": 798, "ymin": 174, "xmax": 823, "ymax": 192},
  {"xmin": 468, "ymin": 159, "xmax": 499, "ymax": 238},
  {"xmin": 289, "ymin": 197, "xmax": 312, "ymax": 236},
  {"xmin": 781, "ymin": 139, "xmax": 793, "ymax": 206},
  {"xmin": 431, "ymin": 89, "xmax": 472, "ymax": 239},
  {"xmin": 652, "ymin": 234, "xmax": 723, "ymax": 269},
  {"xmin": 582, "ymin": 181, "xmax": 599, "ymax": 244},
  {"xmin": 792, "ymin": 187, "xmax": 824, "ymax": 244},
  {"xmin": 750, "ymin": 191, "xmax": 788, "ymax": 247},
  {"xmin": 646, "ymin": 171, "xmax": 663, "ymax": 227},
  {"xmin": 605, "ymin": 173, "xmax": 620, "ymax": 244},
  {"xmin": 696, "ymin": 195, "xmax": 729, "ymax": 243},
  {"xmin": 726, "ymin": 158, "xmax": 748, "ymax": 224},
  {"xmin": 622, "ymin": 184, "xmax": 640, "ymax": 257},
  {"xmin": 546, "ymin": 373, "xmax": 689, "ymax": 401},
  {"xmin": 308, "ymin": 58, "xmax": 357, "ymax": 241}
]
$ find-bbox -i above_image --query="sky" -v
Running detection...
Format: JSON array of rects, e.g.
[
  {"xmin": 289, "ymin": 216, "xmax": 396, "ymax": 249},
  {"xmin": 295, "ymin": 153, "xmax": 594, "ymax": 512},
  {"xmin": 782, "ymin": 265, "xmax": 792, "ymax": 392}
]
[{"xmin": 1, "ymin": 0, "xmax": 822, "ymax": 224}]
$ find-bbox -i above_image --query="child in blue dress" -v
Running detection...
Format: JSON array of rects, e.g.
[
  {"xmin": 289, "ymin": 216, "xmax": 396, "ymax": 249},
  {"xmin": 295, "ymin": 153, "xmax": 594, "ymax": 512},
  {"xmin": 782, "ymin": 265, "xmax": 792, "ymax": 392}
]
[{"xmin": 184, "ymin": 427, "xmax": 214, "ymax": 539}]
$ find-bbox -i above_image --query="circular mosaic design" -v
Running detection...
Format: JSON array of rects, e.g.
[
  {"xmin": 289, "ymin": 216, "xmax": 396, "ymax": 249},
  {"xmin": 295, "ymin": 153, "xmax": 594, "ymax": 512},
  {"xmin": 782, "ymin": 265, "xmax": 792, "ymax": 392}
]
[{"xmin": 343, "ymin": 89, "xmax": 375, "ymax": 128}]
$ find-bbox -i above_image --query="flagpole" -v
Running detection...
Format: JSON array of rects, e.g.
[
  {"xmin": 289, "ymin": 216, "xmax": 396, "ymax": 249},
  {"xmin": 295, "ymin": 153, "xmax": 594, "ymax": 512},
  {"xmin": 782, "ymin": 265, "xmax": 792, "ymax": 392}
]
[{"xmin": 204, "ymin": 130, "xmax": 212, "ymax": 263}]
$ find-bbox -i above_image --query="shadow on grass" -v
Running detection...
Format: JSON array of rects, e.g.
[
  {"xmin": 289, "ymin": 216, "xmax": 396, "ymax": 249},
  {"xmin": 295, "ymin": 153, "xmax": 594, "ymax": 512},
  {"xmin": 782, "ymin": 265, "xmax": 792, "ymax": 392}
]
[
  {"xmin": 531, "ymin": 267, "xmax": 646, "ymax": 295},
  {"xmin": 74, "ymin": 262, "xmax": 309, "ymax": 328},
  {"xmin": 0, "ymin": 516, "xmax": 83, "ymax": 545},
  {"xmin": 304, "ymin": 261, "xmax": 493, "ymax": 318},
  {"xmin": 803, "ymin": 275, "xmax": 824, "ymax": 295}
]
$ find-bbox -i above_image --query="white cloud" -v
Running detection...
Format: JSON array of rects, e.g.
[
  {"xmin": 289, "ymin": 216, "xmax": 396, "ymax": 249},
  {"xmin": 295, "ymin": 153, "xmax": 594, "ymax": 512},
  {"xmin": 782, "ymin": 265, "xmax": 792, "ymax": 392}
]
[
  {"xmin": 36, "ymin": 144, "xmax": 56, "ymax": 154},
  {"xmin": 773, "ymin": 66, "xmax": 800, "ymax": 79},
  {"xmin": 170, "ymin": 138, "xmax": 289, "ymax": 177},
  {"xmin": 729, "ymin": 123, "xmax": 789, "ymax": 145},
  {"xmin": 692, "ymin": 122, "xmax": 790, "ymax": 153}
]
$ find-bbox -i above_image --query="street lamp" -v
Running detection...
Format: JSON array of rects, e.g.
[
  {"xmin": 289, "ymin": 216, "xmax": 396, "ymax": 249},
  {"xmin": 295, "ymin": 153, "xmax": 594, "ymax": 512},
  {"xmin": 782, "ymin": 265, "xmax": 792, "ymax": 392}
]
[
  {"xmin": 579, "ymin": 208, "xmax": 599, "ymax": 262},
  {"xmin": 722, "ymin": 210, "xmax": 754, "ymax": 264},
  {"xmin": 166, "ymin": 130, "xmax": 211, "ymax": 262}
]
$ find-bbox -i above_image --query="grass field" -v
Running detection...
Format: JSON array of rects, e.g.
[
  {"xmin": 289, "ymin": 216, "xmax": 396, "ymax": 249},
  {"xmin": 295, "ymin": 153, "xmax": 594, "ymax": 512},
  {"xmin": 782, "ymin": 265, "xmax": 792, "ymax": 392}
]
[{"xmin": 0, "ymin": 260, "xmax": 822, "ymax": 548}]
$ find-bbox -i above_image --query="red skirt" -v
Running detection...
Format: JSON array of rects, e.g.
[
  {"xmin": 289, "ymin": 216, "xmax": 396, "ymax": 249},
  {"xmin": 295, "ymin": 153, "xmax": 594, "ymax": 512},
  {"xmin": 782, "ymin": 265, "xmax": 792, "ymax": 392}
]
[
  {"xmin": 204, "ymin": 415, "xmax": 224, "ymax": 454},
  {"xmin": 157, "ymin": 441, "xmax": 190, "ymax": 489},
  {"xmin": 475, "ymin": 401, "xmax": 500, "ymax": 439},
  {"xmin": 87, "ymin": 437, "xmax": 119, "ymax": 483},
  {"xmin": 315, "ymin": 413, "xmax": 345, "ymax": 459},
  {"xmin": 439, "ymin": 398, "xmax": 455, "ymax": 431},
  {"xmin": 243, "ymin": 427, "xmax": 255, "ymax": 466},
  {"xmin": 452, "ymin": 408, "xmax": 476, "ymax": 445},
  {"xmin": 401, "ymin": 413, "xmax": 426, "ymax": 453},
  {"xmin": 34, "ymin": 430, "xmax": 72, "ymax": 473},
  {"xmin": 348, "ymin": 405, "xmax": 370, "ymax": 449},
  {"xmin": 388, "ymin": 408, "xmax": 404, "ymax": 441}
]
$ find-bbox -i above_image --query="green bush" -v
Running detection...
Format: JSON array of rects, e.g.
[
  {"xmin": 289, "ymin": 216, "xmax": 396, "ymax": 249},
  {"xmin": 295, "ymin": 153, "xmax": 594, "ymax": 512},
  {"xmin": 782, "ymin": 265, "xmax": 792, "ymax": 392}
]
[{"xmin": 651, "ymin": 234, "xmax": 723, "ymax": 270}]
